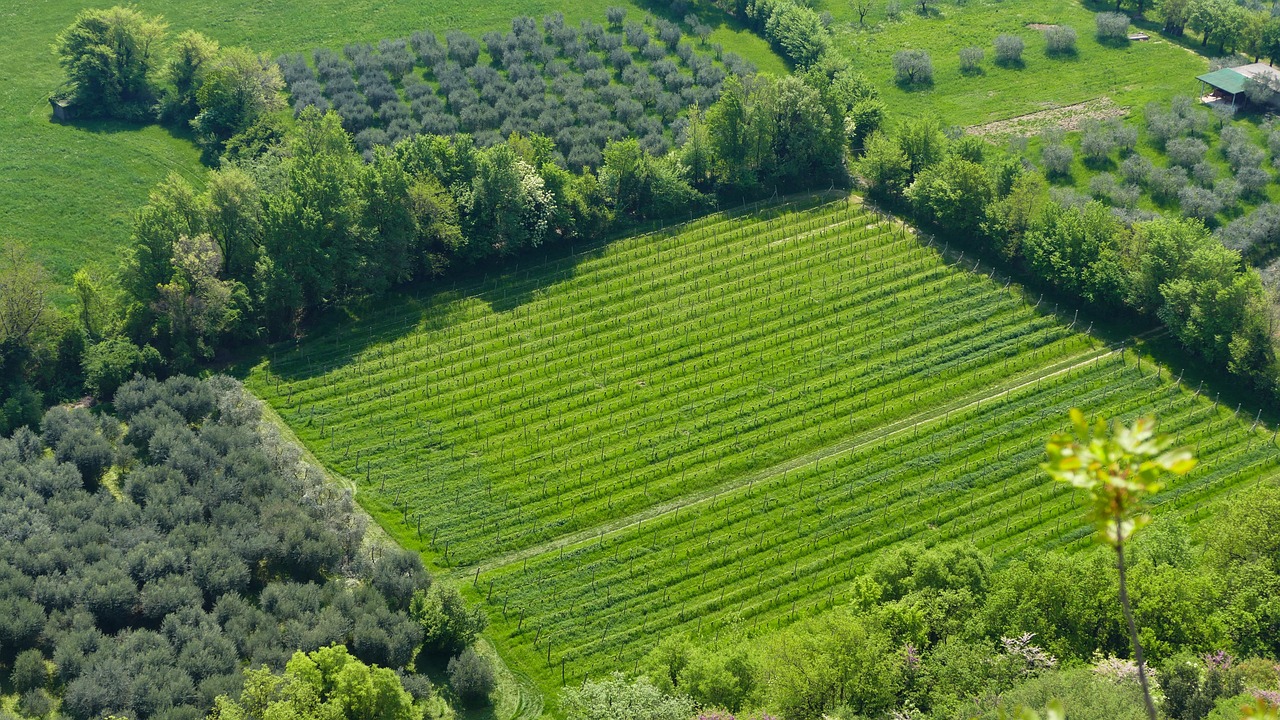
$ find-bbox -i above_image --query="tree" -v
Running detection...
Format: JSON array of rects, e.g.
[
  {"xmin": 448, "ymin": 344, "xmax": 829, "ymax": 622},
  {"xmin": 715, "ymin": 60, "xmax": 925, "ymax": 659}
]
[
  {"xmin": 411, "ymin": 585, "xmax": 488, "ymax": 655},
  {"xmin": 52, "ymin": 6, "xmax": 168, "ymax": 120},
  {"xmin": 606, "ymin": 6, "xmax": 627, "ymax": 28},
  {"xmin": 959, "ymin": 46, "xmax": 984, "ymax": 73},
  {"xmin": 1043, "ymin": 410, "xmax": 1197, "ymax": 720},
  {"xmin": 1096, "ymin": 12, "xmax": 1131, "ymax": 40},
  {"xmin": 858, "ymin": 131, "xmax": 911, "ymax": 198},
  {"xmin": 208, "ymin": 645, "xmax": 417, "ymax": 720},
  {"xmin": 897, "ymin": 116, "xmax": 946, "ymax": 179},
  {"xmin": 447, "ymin": 647, "xmax": 495, "ymax": 706},
  {"xmin": 892, "ymin": 49, "xmax": 933, "ymax": 86},
  {"xmin": 853, "ymin": 0, "xmax": 874, "ymax": 26},
  {"xmin": 994, "ymin": 34, "xmax": 1026, "ymax": 65},
  {"xmin": 191, "ymin": 47, "xmax": 285, "ymax": 156},
  {"xmin": 1044, "ymin": 26, "xmax": 1078, "ymax": 55},
  {"xmin": 1041, "ymin": 143, "xmax": 1074, "ymax": 178},
  {"xmin": 0, "ymin": 243, "xmax": 53, "ymax": 349},
  {"xmin": 561, "ymin": 673, "xmax": 694, "ymax": 720},
  {"xmin": 1159, "ymin": 0, "xmax": 1191, "ymax": 35},
  {"xmin": 906, "ymin": 155, "xmax": 994, "ymax": 234},
  {"xmin": 160, "ymin": 30, "xmax": 219, "ymax": 123}
]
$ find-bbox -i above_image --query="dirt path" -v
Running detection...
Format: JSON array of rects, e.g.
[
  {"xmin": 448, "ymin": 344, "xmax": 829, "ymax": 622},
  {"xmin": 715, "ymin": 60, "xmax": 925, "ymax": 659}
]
[{"xmin": 967, "ymin": 96, "xmax": 1127, "ymax": 139}]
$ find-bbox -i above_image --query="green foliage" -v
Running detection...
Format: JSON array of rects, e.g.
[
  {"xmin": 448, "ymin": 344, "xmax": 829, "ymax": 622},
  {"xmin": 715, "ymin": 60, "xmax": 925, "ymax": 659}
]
[
  {"xmin": 52, "ymin": 6, "xmax": 168, "ymax": 120},
  {"xmin": 446, "ymin": 647, "xmax": 494, "ymax": 706},
  {"xmin": 81, "ymin": 336, "xmax": 159, "ymax": 400},
  {"xmin": 1045, "ymin": 410, "xmax": 1195, "ymax": 547},
  {"xmin": 411, "ymin": 586, "xmax": 488, "ymax": 656},
  {"xmin": 209, "ymin": 645, "xmax": 419, "ymax": 720},
  {"xmin": 906, "ymin": 155, "xmax": 994, "ymax": 234},
  {"xmin": 10, "ymin": 649, "xmax": 50, "ymax": 693},
  {"xmin": 986, "ymin": 669, "xmax": 1139, "ymax": 720},
  {"xmin": 560, "ymin": 672, "xmax": 694, "ymax": 720},
  {"xmin": 741, "ymin": 0, "xmax": 830, "ymax": 67},
  {"xmin": 191, "ymin": 47, "xmax": 284, "ymax": 157}
]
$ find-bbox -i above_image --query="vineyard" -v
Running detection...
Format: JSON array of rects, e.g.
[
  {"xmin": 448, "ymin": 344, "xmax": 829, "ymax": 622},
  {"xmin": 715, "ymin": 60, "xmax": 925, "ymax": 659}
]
[
  {"xmin": 277, "ymin": 11, "xmax": 749, "ymax": 164},
  {"xmin": 245, "ymin": 195, "xmax": 1280, "ymax": 698}
]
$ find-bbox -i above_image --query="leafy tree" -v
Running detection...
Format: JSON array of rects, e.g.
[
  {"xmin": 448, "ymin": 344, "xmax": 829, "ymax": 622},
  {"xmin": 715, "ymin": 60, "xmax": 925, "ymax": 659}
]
[
  {"xmin": 81, "ymin": 337, "xmax": 159, "ymax": 401},
  {"xmin": 189, "ymin": 45, "xmax": 285, "ymax": 154},
  {"xmin": 1044, "ymin": 410, "xmax": 1197, "ymax": 720},
  {"xmin": 907, "ymin": 155, "xmax": 994, "ymax": 234},
  {"xmin": 959, "ymin": 46, "xmax": 984, "ymax": 73},
  {"xmin": 10, "ymin": 649, "xmax": 50, "ymax": 693},
  {"xmin": 447, "ymin": 647, "xmax": 495, "ymax": 706},
  {"xmin": 160, "ymin": 30, "xmax": 219, "ymax": 124},
  {"xmin": 897, "ymin": 116, "xmax": 946, "ymax": 179},
  {"xmin": 53, "ymin": 6, "xmax": 168, "ymax": 120},
  {"xmin": 606, "ymin": 6, "xmax": 627, "ymax": 29},
  {"xmin": 411, "ymin": 585, "xmax": 488, "ymax": 655},
  {"xmin": 892, "ymin": 49, "xmax": 933, "ymax": 86},
  {"xmin": 1041, "ymin": 143, "xmax": 1074, "ymax": 178},
  {"xmin": 1023, "ymin": 201, "xmax": 1126, "ymax": 308},
  {"xmin": 208, "ymin": 645, "xmax": 416, "ymax": 720},
  {"xmin": 562, "ymin": 672, "xmax": 694, "ymax": 720}
]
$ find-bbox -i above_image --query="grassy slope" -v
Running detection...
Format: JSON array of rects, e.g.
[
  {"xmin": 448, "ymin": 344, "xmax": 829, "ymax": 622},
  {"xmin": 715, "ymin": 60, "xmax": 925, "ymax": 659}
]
[
  {"xmin": 1, "ymin": 1, "xmax": 783, "ymax": 297},
  {"xmin": 818, "ymin": 0, "xmax": 1207, "ymax": 127}
]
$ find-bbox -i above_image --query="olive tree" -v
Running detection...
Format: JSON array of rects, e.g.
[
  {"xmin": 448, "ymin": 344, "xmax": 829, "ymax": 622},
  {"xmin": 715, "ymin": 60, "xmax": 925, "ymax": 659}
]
[
  {"xmin": 892, "ymin": 49, "xmax": 933, "ymax": 85},
  {"xmin": 994, "ymin": 34, "xmax": 1026, "ymax": 65}
]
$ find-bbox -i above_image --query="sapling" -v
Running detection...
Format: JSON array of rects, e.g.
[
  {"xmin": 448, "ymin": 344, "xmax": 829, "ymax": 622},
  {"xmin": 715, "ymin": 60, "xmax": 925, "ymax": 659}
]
[{"xmin": 1043, "ymin": 409, "xmax": 1196, "ymax": 720}]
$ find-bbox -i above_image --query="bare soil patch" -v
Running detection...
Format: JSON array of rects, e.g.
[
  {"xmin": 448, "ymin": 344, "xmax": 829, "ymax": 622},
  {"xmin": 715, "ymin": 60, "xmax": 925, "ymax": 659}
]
[{"xmin": 967, "ymin": 96, "xmax": 1127, "ymax": 140}]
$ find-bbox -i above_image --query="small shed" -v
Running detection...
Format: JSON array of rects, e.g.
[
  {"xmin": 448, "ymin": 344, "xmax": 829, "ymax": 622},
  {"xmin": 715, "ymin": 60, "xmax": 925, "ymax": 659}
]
[
  {"xmin": 1197, "ymin": 67, "xmax": 1247, "ymax": 107},
  {"xmin": 49, "ymin": 98, "xmax": 73, "ymax": 122}
]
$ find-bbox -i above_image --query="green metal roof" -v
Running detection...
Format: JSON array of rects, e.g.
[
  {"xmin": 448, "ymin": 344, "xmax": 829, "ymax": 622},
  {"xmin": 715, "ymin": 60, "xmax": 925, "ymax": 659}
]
[{"xmin": 1197, "ymin": 68, "xmax": 1247, "ymax": 95}]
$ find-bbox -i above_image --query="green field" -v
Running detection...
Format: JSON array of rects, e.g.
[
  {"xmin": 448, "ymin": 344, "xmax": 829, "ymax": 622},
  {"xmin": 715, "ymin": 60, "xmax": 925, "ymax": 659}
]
[
  {"xmin": 1, "ymin": 1, "xmax": 782, "ymax": 296},
  {"xmin": 245, "ymin": 196, "xmax": 1280, "ymax": 700},
  {"xmin": 818, "ymin": 0, "xmax": 1208, "ymax": 127}
]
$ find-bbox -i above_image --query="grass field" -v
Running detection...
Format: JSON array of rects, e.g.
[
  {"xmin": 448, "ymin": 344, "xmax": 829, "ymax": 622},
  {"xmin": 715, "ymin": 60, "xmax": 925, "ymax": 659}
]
[
  {"xmin": 816, "ymin": 0, "xmax": 1208, "ymax": 128},
  {"xmin": 244, "ymin": 195, "xmax": 1280, "ymax": 701},
  {"xmin": 1, "ymin": 1, "xmax": 782, "ymax": 298}
]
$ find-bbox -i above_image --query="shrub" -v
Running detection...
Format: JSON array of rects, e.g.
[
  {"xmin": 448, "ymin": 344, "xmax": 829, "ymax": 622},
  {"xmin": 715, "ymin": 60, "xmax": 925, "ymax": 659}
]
[
  {"xmin": 1044, "ymin": 26, "xmax": 1077, "ymax": 55},
  {"xmin": 994, "ymin": 34, "xmax": 1025, "ymax": 65},
  {"xmin": 1096, "ymin": 12, "xmax": 1130, "ymax": 40},
  {"xmin": 1235, "ymin": 166, "xmax": 1271, "ymax": 198},
  {"xmin": 448, "ymin": 647, "xmax": 495, "ymax": 706},
  {"xmin": 893, "ymin": 49, "xmax": 934, "ymax": 85},
  {"xmin": 959, "ymin": 46, "xmax": 983, "ymax": 73},
  {"xmin": 606, "ymin": 6, "xmax": 626, "ymax": 28},
  {"xmin": 1081, "ymin": 121, "xmax": 1117, "ymax": 163},
  {"xmin": 1191, "ymin": 160, "xmax": 1217, "ymax": 188},
  {"xmin": 1042, "ymin": 143, "xmax": 1074, "ymax": 177}
]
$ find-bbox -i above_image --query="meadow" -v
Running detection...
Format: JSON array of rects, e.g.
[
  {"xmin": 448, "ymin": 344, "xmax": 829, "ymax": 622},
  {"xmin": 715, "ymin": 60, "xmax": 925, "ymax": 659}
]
[
  {"xmin": 817, "ymin": 0, "xmax": 1208, "ymax": 128},
  {"xmin": 0, "ymin": 0, "xmax": 781, "ymax": 296},
  {"xmin": 244, "ymin": 195, "xmax": 1280, "ymax": 698}
]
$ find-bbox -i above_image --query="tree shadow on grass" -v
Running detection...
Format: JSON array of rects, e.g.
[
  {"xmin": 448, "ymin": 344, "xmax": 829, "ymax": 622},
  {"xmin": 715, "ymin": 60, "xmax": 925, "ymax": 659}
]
[{"xmin": 243, "ymin": 199, "xmax": 828, "ymax": 384}]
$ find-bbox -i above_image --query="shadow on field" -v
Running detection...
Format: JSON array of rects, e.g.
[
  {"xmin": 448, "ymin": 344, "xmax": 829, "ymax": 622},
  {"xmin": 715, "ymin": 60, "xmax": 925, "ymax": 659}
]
[{"xmin": 244, "ymin": 196, "xmax": 831, "ymax": 385}]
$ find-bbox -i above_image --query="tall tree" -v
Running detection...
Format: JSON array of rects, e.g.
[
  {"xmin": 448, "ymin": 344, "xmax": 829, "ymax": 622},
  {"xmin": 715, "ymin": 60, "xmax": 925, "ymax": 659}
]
[{"xmin": 52, "ymin": 6, "xmax": 168, "ymax": 120}]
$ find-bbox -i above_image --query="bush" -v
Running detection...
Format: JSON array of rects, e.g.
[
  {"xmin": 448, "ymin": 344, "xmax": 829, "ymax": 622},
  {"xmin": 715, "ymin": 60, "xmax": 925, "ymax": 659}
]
[
  {"xmin": 1042, "ymin": 143, "xmax": 1074, "ymax": 177},
  {"xmin": 1080, "ymin": 121, "xmax": 1117, "ymax": 163},
  {"xmin": 959, "ymin": 46, "xmax": 983, "ymax": 73},
  {"xmin": 1120, "ymin": 153, "xmax": 1153, "ymax": 184},
  {"xmin": 994, "ymin": 34, "xmax": 1025, "ymax": 65},
  {"xmin": 1149, "ymin": 165, "xmax": 1190, "ymax": 203},
  {"xmin": 893, "ymin": 49, "xmax": 934, "ymax": 85},
  {"xmin": 447, "ymin": 647, "xmax": 495, "ymax": 706},
  {"xmin": 606, "ymin": 6, "xmax": 626, "ymax": 28},
  {"xmin": 1179, "ymin": 185, "xmax": 1222, "ymax": 221},
  {"xmin": 1044, "ymin": 26, "xmax": 1077, "ymax": 55},
  {"xmin": 1096, "ymin": 12, "xmax": 1130, "ymax": 40}
]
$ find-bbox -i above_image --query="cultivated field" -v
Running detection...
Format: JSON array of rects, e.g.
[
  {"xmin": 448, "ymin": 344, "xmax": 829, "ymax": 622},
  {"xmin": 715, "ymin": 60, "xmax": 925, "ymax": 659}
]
[
  {"xmin": 1, "ymin": 0, "xmax": 781, "ymax": 295},
  {"xmin": 246, "ymin": 196, "xmax": 1280, "ymax": 697}
]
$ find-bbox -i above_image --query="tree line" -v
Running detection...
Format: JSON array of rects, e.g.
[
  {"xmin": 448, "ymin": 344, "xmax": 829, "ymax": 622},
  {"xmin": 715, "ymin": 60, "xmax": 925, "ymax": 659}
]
[
  {"xmin": 3, "ymin": 27, "xmax": 878, "ymax": 431},
  {"xmin": 859, "ymin": 118, "xmax": 1278, "ymax": 401},
  {"xmin": 0, "ymin": 375, "xmax": 496, "ymax": 719}
]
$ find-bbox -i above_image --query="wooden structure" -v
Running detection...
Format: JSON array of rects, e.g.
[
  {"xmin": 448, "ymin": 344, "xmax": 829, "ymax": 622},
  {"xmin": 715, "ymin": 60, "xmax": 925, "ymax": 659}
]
[{"xmin": 49, "ymin": 99, "xmax": 72, "ymax": 122}]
